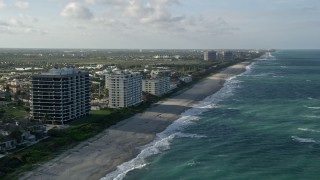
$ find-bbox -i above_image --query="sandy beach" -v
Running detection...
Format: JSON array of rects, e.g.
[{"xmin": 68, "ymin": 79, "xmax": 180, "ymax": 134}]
[{"xmin": 20, "ymin": 61, "xmax": 253, "ymax": 180}]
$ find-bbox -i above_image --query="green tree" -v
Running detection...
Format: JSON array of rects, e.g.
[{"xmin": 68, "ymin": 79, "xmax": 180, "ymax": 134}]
[{"xmin": 9, "ymin": 129, "xmax": 23, "ymax": 143}]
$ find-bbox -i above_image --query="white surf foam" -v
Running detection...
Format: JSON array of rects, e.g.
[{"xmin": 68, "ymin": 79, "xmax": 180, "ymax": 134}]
[
  {"xmin": 101, "ymin": 62, "xmax": 253, "ymax": 180},
  {"xmin": 102, "ymin": 131, "xmax": 207, "ymax": 180},
  {"xmin": 267, "ymin": 52, "xmax": 275, "ymax": 58},
  {"xmin": 291, "ymin": 136, "xmax": 317, "ymax": 143},
  {"xmin": 306, "ymin": 106, "xmax": 320, "ymax": 110},
  {"xmin": 243, "ymin": 61, "xmax": 256, "ymax": 75},
  {"xmin": 272, "ymin": 75, "xmax": 284, "ymax": 78},
  {"xmin": 298, "ymin": 128, "xmax": 320, "ymax": 133},
  {"xmin": 186, "ymin": 160, "xmax": 200, "ymax": 167},
  {"xmin": 101, "ymin": 134, "xmax": 174, "ymax": 180},
  {"xmin": 175, "ymin": 132, "xmax": 207, "ymax": 139},
  {"xmin": 101, "ymin": 112, "xmax": 208, "ymax": 180},
  {"xmin": 260, "ymin": 52, "xmax": 276, "ymax": 61},
  {"xmin": 242, "ymin": 72, "xmax": 275, "ymax": 77},
  {"xmin": 302, "ymin": 115, "xmax": 320, "ymax": 119}
]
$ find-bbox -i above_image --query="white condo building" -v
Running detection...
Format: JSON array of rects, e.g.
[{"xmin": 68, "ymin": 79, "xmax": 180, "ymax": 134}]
[
  {"xmin": 107, "ymin": 71, "xmax": 142, "ymax": 108},
  {"xmin": 142, "ymin": 77, "xmax": 170, "ymax": 97},
  {"xmin": 30, "ymin": 67, "xmax": 90, "ymax": 124}
]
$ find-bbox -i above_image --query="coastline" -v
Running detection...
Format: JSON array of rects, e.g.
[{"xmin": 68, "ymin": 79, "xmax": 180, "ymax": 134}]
[{"xmin": 20, "ymin": 60, "xmax": 255, "ymax": 180}]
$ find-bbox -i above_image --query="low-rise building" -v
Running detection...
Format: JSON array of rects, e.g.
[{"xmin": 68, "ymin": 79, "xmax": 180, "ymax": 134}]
[
  {"xmin": 142, "ymin": 77, "xmax": 170, "ymax": 97},
  {"xmin": 150, "ymin": 70, "xmax": 171, "ymax": 79},
  {"xmin": 10, "ymin": 79, "xmax": 23, "ymax": 87},
  {"xmin": 179, "ymin": 76, "xmax": 192, "ymax": 83},
  {"xmin": 0, "ymin": 137, "xmax": 17, "ymax": 153}
]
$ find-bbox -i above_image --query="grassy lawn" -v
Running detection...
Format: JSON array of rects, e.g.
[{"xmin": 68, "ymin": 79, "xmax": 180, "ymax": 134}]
[
  {"xmin": 0, "ymin": 105, "xmax": 28, "ymax": 119},
  {"xmin": 69, "ymin": 110, "xmax": 112, "ymax": 125}
]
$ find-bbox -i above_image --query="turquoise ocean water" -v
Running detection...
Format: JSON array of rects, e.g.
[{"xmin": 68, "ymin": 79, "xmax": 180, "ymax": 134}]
[{"xmin": 104, "ymin": 50, "xmax": 320, "ymax": 180}]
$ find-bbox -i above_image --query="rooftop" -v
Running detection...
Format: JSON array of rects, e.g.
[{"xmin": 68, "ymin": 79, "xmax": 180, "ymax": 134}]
[{"xmin": 42, "ymin": 67, "xmax": 85, "ymax": 75}]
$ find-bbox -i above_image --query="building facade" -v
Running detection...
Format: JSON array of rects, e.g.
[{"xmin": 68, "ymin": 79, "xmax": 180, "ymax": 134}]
[
  {"xmin": 179, "ymin": 76, "xmax": 192, "ymax": 83},
  {"xmin": 142, "ymin": 77, "xmax": 170, "ymax": 97},
  {"xmin": 105, "ymin": 74, "xmax": 111, "ymax": 89},
  {"xmin": 108, "ymin": 71, "xmax": 142, "ymax": 108},
  {"xmin": 150, "ymin": 69, "xmax": 171, "ymax": 79},
  {"xmin": 204, "ymin": 51, "xmax": 217, "ymax": 61},
  {"xmin": 224, "ymin": 51, "xmax": 234, "ymax": 60},
  {"xmin": 30, "ymin": 67, "xmax": 90, "ymax": 124}
]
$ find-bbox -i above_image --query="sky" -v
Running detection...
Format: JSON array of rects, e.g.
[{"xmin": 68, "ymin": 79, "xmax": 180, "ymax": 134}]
[{"xmin": 0, "ymin": 0, "xmax": 320, "ymax": 49}]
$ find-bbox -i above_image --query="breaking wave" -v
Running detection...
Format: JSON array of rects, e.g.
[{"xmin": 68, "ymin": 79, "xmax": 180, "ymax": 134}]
[
  {"xmin": 101, "ymin": 65, "xmax": 247, "ymax": 180},
  {"xmin": 291, "ymin": 136, "xmax": 317, "ymax": 143},
  {"xmin": 298, "ymin": 128, "xmax": 320, "ymax": 133}
]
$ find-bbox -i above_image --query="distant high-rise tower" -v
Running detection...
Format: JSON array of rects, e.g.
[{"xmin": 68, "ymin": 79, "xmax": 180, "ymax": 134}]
[
  {"xmin": 30, "ymin": 67, "xmax": 90, "ymax": 124},
  {"xmin": 107, "ymin": 70, "xmax": 142, "ymax": 108},
  {"xmin": 224, "ymin": 51, "xmax": 234, "ymax": 61},
  {"xmin": 204, "ymin": 51, "xmax": 217, "ymax": 61}
]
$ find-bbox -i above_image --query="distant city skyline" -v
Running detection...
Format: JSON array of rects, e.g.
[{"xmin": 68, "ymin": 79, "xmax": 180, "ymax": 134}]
[{"xmin": 0, "ymin": 0, "xmax": 319, "ymax": 49}]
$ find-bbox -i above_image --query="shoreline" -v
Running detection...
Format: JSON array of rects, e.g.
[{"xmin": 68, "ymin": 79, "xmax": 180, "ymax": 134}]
[{"xmin": 21, "ymin": 60, "xmax": 255, "ymax": 180}]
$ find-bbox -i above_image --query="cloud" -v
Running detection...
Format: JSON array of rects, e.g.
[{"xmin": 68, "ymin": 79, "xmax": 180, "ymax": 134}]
[
  {"xmin": 86, "ymin": 0, "xmax": 127, "ymax": 6},
  {"xmin": 85, "ymin": 0, "xmax": 96, "ymax": 5},
  {"xmin": 18, "ymin": 13, "xmax": 38, "ymax": 23},
  {"xmin": 63, "ymin": 0, "xmax": 237, "ymax": 37},
  {"xmin": 0, "ymin": 14, "xmax": 46, "ymax": 35},
  {"xmin": 24, "ymin": 28, "xmax": 48, "ymax": 35},
  {"xmin": 0, "ymin": 0, "xmax": 6, "ymax": 9},
  {"xmin": 61, "ymin": 2, "xmax": 93, "ymax": 20},
  {"xmin": 124, "ymin": 0, "xmax": 184, "ymax": 25},
  {"xmin": 0, "ymin": 18, "xmax": 28, "ymax": 28},
  {"xmin": 14, "ymin": 1, "xmax": 30, "ymax": 9},
  {"xmin": 189, "ymin": 17, "xmax": 239, "ymax": 36},
  {"xmin": 92, "ymin": 17, "xmax": 128, "ymax": 30}
]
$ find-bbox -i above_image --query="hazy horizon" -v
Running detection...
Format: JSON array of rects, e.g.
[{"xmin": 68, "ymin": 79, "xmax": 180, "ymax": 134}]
[{"xmin": 1, "ymin": 0, "xmax": 320, "ymax": 49}]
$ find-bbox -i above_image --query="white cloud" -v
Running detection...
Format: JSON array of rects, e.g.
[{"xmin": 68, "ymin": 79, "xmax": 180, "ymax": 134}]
[
  {"xmin": 24, "ymin": 27, "xmax": 48, "ymax": 35},
  {"xmin": 92, "ymin": 17, "xmax": 128, "ymax": 30},
  {"xmin": 199, "ymin": 17, "xmax": 239, "ymax": 35},
  {"xmin": 60, "ymin": 0, "xmax": 237, "ymax": 37},
  {"xmin": 89, "ymin": 0, "xmax": 127, "ymax": 6},
  {"xmin": 85, "ymin": 0, "xmax": 96, "ymax": 4},
  {"xmin": 18, "ymin": 14, "xmax": 38, "ymax": 23},
  {"xmin": 61, "ymin": 2, "xmax": 93, "ymax": 20},
  {"xmin": 0, "ymin": 0, "xmax": 6, "ymax": 9},
  {"xmin": 124, "ymin": 0, "xmax": 184, "ymax": 25},
  {"xmin": 0, "ymin": 14, "xmax": 46, "ymax": 35},
  {"xmin": 14, "ymin": 1, "xmax": 30, "ymax": 9}
]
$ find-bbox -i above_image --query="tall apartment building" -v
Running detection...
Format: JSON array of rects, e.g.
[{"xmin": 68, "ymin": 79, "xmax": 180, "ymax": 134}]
[
  {"xmin": 105, "ymin": 74, "xmax": 111, "ymax": 89},
  {"xmin": 224, "ymin": 51, "xmax": 234, "ymax": 60},
  {"xmin": 204, "ymin": 51, "xmax": 217, "ymax": 61},
  {"xmin": 107, "ymin": 70, "xmax": 142, "ymax": 108},
  {"xmin": 142, "ymin": 77, "xmax": 170, "ymax": 97},
  {"xmin": 30, "ymin": 67, "xmax": 90, "ymax": 124}
]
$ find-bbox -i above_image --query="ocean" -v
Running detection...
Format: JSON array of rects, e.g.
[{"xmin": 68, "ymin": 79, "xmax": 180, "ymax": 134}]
[{"xmin": 103, "ymin": 50, "xmax": 320, "ymax": 180}]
